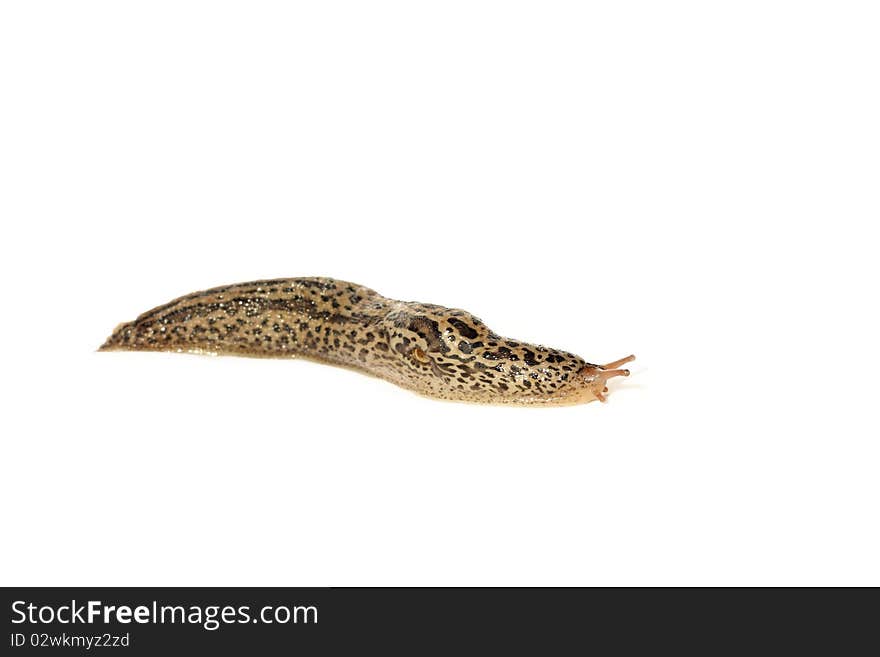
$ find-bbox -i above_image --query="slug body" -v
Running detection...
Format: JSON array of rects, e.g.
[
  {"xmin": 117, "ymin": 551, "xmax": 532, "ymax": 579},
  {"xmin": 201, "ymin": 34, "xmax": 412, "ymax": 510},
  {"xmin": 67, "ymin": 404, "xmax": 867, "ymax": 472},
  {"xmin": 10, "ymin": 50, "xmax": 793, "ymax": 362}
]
[{"xmin": 100, "ymin": 278, "xmax": 633, "ymax": 406}]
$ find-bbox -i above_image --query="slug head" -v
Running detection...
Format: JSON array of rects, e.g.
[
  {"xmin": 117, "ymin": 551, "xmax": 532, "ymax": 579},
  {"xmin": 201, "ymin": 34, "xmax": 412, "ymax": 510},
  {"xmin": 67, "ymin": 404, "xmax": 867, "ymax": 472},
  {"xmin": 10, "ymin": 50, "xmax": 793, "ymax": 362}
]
[
  {"xmin": 563, "ymin": 356, "xmax": 635, "ymax": 404},
  {"xmin": 380, "ymin": 305, "xmax": 633, "ymax": 405}
]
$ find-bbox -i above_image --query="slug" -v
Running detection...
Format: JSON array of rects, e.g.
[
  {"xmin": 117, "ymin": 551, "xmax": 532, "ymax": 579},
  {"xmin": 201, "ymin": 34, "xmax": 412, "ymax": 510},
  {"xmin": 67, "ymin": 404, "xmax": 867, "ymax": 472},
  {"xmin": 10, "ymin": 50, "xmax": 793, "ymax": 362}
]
[{"xmin": 99, "ymin": 277, "xmax": 634, "ymax": 406}]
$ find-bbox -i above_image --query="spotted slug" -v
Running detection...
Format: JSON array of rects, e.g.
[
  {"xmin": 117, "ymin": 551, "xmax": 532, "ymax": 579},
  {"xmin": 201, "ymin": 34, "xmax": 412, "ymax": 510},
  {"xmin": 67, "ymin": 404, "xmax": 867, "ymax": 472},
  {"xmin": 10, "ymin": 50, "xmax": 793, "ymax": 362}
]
[{"xmin": 99, "ymin": 277, "xmax": 634, "ymax": 406}]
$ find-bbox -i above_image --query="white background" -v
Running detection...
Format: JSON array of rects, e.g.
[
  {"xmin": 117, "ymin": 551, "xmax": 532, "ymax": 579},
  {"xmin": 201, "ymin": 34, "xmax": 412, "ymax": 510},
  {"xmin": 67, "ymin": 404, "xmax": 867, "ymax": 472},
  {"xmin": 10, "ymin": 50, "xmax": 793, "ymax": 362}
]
[{"xmin": 1, "ymin": 2, "xmax": 878, "ymax": 586}]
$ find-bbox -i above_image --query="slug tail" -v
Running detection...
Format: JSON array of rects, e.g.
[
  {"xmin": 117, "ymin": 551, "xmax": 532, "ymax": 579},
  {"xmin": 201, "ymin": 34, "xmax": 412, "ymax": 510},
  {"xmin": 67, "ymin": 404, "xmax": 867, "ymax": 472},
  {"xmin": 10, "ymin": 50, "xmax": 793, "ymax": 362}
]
[{"xmin": 98, "ymin": 321, "xmax": 136, "ymax": 351}]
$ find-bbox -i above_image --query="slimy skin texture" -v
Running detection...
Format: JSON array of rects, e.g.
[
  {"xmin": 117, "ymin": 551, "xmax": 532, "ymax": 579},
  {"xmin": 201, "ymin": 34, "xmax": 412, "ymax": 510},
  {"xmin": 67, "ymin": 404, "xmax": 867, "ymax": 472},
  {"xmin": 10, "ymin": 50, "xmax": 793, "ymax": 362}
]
[{"xmin": 100, "ymin": 278, "xmax": 634, "ymax": 406}]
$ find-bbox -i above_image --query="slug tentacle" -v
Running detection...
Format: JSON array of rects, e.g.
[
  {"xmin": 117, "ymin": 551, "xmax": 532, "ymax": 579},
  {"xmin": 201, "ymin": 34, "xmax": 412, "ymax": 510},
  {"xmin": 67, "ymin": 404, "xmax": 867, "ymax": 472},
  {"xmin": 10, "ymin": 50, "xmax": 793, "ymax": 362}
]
[
  {"xmin": 100, "ymin": 277, "xmax": 635, "ymax": 406},
  {"xmin": 599, "ymin": 354, "xmax": 636, "ymax": 370}
]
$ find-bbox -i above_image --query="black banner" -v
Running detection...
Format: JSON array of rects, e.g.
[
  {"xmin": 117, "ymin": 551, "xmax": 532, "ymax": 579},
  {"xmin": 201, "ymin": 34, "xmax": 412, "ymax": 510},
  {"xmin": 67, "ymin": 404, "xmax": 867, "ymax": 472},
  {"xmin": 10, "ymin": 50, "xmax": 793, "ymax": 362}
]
[{"xmin": 1, "ymin": 588, "xmax": 874, "ymax": 653}]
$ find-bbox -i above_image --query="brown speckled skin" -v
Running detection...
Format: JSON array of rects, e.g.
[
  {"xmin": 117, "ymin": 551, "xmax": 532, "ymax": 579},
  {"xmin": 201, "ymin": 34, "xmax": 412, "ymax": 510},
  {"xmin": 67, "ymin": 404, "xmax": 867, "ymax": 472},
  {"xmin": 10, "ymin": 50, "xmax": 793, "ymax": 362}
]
[{"xmin": 100, "ymin": 277, "xmax": 629, "ymax": 405}]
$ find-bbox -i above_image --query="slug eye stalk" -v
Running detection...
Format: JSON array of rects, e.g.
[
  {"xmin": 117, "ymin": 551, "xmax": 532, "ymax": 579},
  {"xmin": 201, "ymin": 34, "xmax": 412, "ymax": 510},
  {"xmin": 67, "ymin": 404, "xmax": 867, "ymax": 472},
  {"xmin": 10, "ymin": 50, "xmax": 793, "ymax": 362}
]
[{"xmin": 599, "ymin": 354, "xmax": 636, "ymax": 370}]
